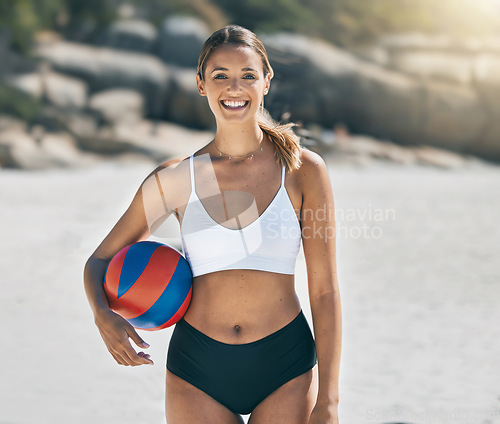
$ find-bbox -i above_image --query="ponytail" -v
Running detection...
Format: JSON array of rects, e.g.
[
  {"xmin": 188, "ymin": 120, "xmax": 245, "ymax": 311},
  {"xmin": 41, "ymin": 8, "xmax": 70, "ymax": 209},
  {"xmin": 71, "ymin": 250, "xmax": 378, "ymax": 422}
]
[{"xmin": 258, "ymin": 106, "xmax": 302, "ymax": 173}]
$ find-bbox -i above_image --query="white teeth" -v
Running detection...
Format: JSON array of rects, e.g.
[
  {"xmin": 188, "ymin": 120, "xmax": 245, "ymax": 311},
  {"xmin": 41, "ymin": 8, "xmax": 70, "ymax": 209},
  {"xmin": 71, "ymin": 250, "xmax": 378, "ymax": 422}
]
[{"xmin": 223, "ymin": 100, "xmax": 246, "ymax": 108}]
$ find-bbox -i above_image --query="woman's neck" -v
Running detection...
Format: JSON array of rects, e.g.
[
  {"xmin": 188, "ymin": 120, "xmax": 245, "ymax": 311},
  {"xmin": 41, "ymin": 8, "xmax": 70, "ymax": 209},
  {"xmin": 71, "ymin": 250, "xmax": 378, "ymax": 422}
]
[{"xmin": 212, "ymin": 120, "xmax": 264, "ymax": 157}]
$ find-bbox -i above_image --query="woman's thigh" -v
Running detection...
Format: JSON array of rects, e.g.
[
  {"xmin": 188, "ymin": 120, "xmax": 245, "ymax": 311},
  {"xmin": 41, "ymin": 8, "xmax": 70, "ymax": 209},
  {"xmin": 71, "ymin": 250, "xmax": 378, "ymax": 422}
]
[
  {"xmin": 248, "ymin": 365, "xmax": 318, "ymax": 424},
  {"xmin": 165, "ymin": 370, "xmax": 245, "ymax": 424}
]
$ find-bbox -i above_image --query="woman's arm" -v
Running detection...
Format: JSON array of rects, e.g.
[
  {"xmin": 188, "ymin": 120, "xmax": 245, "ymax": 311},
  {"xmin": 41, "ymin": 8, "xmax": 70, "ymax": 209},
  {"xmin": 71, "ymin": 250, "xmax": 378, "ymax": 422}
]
[
  {"xmin": 83, "ymin": 160, "xmax": 179, "ymax": 366},
  {"xmin": 299, "ymin": 149, "xmax": 342, "ymax": 421}
]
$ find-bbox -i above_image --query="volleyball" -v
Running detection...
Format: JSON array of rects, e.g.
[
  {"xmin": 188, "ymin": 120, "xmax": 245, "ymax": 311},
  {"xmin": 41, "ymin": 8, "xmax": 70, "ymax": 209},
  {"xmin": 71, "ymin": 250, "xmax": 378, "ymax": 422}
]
[{"xmin": 103, "ymin": 241, "xmax": 193, "ymax": 331}]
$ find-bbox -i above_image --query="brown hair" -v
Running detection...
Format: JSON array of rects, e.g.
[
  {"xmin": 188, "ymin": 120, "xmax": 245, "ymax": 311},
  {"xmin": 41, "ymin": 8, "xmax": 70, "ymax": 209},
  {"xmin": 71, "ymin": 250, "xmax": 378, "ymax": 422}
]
[{"xmin": 197, "ymin": 25, "xmax": 302, "ymax": 172}]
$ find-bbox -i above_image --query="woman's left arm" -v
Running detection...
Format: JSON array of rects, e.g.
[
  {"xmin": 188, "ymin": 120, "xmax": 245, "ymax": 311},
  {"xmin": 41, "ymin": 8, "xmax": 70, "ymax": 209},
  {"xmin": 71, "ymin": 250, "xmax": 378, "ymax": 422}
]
[{"xmin": 299, "ymin": 149, "xmax": 341, "ymax": 423}]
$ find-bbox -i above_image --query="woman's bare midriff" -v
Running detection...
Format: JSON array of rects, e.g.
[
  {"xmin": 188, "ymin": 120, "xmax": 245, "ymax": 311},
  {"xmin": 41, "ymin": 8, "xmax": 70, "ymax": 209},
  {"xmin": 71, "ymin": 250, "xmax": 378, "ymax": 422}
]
[{"xmin": 182, "ymin": 269, "xmax": 302, "ymax": 344}]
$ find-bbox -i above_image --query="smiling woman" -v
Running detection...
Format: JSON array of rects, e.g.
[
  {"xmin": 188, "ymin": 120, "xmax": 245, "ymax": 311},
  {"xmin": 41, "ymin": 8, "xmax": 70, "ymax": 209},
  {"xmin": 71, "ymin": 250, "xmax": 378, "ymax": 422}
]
[
  {"xmin": 193, "ymin": 26, "xmax": 302, "ymax": 168},
  {"xmin": 84, "ymin": 24, "xmax": 341, "ymax": 424}
]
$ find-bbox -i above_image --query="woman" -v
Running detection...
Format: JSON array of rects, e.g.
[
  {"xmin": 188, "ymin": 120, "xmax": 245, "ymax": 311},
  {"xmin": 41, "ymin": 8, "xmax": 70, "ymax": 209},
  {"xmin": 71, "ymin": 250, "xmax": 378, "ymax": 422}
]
[{"xmin": 84, "ymin": 25, "xmax": 341, "ymax": 424}]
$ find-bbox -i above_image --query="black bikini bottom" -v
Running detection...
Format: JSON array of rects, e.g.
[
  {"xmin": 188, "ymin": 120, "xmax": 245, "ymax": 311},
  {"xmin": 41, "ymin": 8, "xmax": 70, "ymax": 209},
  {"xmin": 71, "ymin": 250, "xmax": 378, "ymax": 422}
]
[{"xmin": 166, "ymin": 309, "xmax": 317, "ymax": 415}]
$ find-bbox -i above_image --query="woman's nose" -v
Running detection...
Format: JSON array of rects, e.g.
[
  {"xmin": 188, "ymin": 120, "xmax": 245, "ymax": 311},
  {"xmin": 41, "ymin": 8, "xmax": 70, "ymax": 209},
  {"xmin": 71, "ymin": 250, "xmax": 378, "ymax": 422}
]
[{"xmin": 227, "ymin": 78, "xmax": 241, "ymax": 93}]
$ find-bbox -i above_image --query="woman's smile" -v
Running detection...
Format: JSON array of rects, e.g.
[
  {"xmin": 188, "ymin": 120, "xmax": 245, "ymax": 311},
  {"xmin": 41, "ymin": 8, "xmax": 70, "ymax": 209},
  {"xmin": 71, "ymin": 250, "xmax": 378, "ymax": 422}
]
[{"xmin": 220, "ymin": 99, "xmax": 250, "ymax": 111}]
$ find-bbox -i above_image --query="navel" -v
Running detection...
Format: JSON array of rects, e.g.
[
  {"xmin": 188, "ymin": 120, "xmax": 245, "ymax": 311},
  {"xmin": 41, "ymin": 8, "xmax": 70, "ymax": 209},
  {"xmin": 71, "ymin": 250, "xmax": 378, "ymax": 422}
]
[{"xmin": 233, "ymin": 324, "xmax": 241, "ymax": 333}]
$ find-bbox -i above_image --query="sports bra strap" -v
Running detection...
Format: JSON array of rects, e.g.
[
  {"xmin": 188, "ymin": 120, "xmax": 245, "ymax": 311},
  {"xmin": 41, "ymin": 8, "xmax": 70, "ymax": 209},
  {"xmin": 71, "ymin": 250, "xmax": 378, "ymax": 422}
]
[
  {"xmin": 281, "ymin": 165, "xmax": 285, "ymax": 187},
  {"xmin": 189, "ymin": 154, "xmax": 195, "ymax": 191}
]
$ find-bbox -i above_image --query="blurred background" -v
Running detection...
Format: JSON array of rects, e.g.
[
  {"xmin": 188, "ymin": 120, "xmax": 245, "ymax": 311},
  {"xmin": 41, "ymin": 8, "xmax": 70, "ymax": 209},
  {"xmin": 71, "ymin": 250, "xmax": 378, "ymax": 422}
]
[
  {"xmin": 1, "ymin": 0, "xmax": 500, "ymax": 166},
  {"xmin": 1, "ymin": 1, "xmax": 499, "ymax": 424}
]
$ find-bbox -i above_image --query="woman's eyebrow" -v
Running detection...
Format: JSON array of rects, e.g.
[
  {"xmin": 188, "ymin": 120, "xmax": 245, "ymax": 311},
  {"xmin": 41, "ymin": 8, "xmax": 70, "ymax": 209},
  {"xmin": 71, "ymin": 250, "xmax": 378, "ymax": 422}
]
[{"xmin": 210, "ymin": 67, "xmax": 258, "ymax": 73}]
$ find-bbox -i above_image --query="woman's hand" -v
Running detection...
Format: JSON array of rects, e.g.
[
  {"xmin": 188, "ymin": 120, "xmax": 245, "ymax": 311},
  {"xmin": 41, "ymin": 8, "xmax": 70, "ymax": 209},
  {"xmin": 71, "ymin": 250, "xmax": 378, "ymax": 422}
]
[
  {"xmin": 94, "ymin": 308, "xmax": 154, "ymax": 366},
  {"xmin": 308, "ymin": 402, "xmax": 339, "ymax": 424}
]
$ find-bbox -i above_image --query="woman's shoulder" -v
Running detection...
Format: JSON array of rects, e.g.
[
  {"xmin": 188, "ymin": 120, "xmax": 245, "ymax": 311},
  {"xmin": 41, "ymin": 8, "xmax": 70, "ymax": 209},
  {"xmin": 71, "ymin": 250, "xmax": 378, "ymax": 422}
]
[
  {"xmin": 139, "ymin": 155, "xmax": 190, "ymax": 186},
  {"xmin": 145, "ymin": 142, "xmax": 212, "ymax": 180},
  {"xmin": 153, "ymin": 155, "xmax": 190, "ymax": 175},
  {"xmin": 296, "ymin": 147, "xmax": 329, "ymax": 186}
]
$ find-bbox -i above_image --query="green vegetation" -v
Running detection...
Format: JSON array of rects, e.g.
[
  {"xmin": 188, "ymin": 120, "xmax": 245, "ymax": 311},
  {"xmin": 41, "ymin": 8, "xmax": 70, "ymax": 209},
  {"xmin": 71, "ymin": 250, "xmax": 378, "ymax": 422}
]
[
  {"xmin": 1, "ymin": 0, "xmax": 499, "ymax": 54},
  {"xmin": 0, "ymin": 84, "xmax": 42, "ymax": 122},
  {"xmin": 0, "ymin": 0, "xmax": 115, "ymax": 54}
]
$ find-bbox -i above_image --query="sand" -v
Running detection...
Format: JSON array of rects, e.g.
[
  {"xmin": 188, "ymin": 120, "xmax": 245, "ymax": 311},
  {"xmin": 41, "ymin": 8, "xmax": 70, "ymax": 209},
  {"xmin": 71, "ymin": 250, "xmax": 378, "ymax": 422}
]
[{"xmin": 1, "ymin": 151, "xmax": 499, "ymax": 424}]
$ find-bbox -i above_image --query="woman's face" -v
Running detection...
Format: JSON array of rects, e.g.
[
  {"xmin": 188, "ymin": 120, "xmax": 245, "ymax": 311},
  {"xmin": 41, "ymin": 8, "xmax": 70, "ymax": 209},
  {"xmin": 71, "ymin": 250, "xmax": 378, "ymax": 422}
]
[{"xmin": 196, "ymin": 44, "xmax": 271, "ymax": 124}]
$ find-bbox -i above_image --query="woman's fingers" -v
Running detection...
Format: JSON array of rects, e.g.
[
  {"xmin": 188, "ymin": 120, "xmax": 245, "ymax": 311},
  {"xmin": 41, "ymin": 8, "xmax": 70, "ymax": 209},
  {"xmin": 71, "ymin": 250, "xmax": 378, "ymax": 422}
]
[
  {"xmin": 121, "ymin": 340, "xmax": 154, "ymax": 366},
  {"xmin": 110, "ymin": 351, "xmax": 128, "ymax": 366},
  {"xmin": 128, "ymin": 326, "xmax": 151, "ymax": 350},
  {"xmin": 95, "ymin": 309, "xmax": 154, "ymax": 366}
]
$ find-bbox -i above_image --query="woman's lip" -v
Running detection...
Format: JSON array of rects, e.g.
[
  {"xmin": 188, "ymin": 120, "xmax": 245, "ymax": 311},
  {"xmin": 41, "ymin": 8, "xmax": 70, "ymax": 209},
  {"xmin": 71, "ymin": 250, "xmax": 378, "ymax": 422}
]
[{"xmin": 220, "ymin": 100, "xmax": 249, "ymax": 110}]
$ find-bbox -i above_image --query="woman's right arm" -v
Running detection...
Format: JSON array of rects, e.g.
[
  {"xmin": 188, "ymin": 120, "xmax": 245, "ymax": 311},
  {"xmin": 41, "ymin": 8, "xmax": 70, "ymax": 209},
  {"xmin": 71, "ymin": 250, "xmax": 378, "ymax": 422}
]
[{"xmin": 84, "ymin": 161, "xmax": 178, "ymax": 366}]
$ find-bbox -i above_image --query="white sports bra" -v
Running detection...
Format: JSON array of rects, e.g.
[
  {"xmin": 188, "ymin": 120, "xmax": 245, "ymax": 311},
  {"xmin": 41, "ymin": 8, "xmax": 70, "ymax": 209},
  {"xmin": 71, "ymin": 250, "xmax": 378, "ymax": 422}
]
[{"xmin": 180, "ymin": 154, "xmax": 302, "ymax": 277}]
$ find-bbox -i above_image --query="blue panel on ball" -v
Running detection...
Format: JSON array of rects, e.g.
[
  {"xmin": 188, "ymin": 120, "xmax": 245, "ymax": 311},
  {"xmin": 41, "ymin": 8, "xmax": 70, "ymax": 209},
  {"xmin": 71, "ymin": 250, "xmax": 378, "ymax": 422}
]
[
  {"xmin": 118, "ymin": 241, "xmax": 162, "ymax": 299},
  {"xmin": 127, "ymin": 257, "xmax": 193, "ymax": 329}
]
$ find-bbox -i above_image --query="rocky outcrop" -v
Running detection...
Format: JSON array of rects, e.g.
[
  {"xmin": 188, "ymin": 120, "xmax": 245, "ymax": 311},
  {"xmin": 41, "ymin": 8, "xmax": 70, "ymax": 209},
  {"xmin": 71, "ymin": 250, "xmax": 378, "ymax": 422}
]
[
  {"xmin": 0, "ymin": 126, "xmax": 98, "ymax": 169},
  {"xmin": 88, "ymin": 89, "xmax": 144, "ymax": 125},
  {"xmin": 157, "ymin": 16, "xmax": 210, "ymax": 68},
  {"xmin": 6, "ymin": 70, "xmax": 88, "ymax": 109},
  {"xmin": 260, "ymin": 32, "xmax": 499, "ymax": 160},
  {"xmin": 162, "ymin": 66, "xmax": 214, "ymax": 129},
  {"xmin": 96, "ymin": 19, "xmax": 158, "ymax": 53},
  {"xmin": 2, "ymin": 26, "xmax": 499, "ymax": 168},
  {"xmin": 0, "ymin": 111, "xmax": 214, "ymax": 169},
  {"xmin": 35, "ymin": 41, "xmax": 170, "ymax": 119}
]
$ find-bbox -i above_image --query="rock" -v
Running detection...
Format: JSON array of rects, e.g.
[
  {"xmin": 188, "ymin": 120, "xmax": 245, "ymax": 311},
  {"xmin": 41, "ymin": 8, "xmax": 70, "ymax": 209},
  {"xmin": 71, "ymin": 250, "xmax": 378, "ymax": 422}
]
[
  {"xmin": 261, "ymin": 32, "xmax": 497, "ymax": 162},
  {"xmin": 411, "ymin": 145, "xmax": 467, "ymax": 168},
  {"xmin": 38, "ymin": 132, "xmax": 96, "ymax": 167},
  {"xmin": 474, "ymin": 120, "xmax": 500, "ymax": 160},
  {"xmin": 0, "ymin": 126, "xmax": 99, "ymax": 169},
  {"xmin": 89, "ymin": 89, "xmax": 144, "ymax": 125},
  {"xmin": 378, "ymin": 32, "xmax": 454, "ymax": 52},
  {"xmin": 162, "ymin": 66, "xmax": 214, "ymax": 129},
  {"xmin": 157, "ymin": 15, "xmax": 210, "ymax": 68},
  {"xmin": 334, "ymin": 135, "xmax": 414, "ymax": 164},
  {"xmin": 112, "ymin": 152, "xmax": 157, "ymax": 165},
  {"xmin": 418, "ymin": 80, "xmax": 486, "ymax": 153},
  {"xmin": 80, "ymin": 125, "xmax": 149, "ymax": 156},
  {"xmin": 37, "ymin": 107, "xmax": 98, "ymax": 141},
  {"xmin": 24, "ymin": 31, "xmax": 500, "ymax": 164},
  {"xmin": 474, "ymin": 53, "xmax": 500, "ymax": 110},
  {"xmin": 377, "ymin": 142, "xmax": 417, "ymax": 165},
  {"xmin": 349, "ymin": 64, "xmax": 422, "ymax": 146},
  {"xmin": 470, "ymin": 53, "xmax": 500, "ymax": 159},
  {"xmin": 112, "ymin": 119, "xmax": 213, "ymax": 160},
  {"xmin": 260, "ymin": 32, "xmax": 359, "ymax": 124},
  {"xmin": 261, "ymin": 33, "xmax": 423, "ymax": 145},
  {"xmin": 97, "ymin": 19, "xmax": 158, "ymax": 53},
  {"xmin": 43, "ymin": 72, "xmax": 88, "ymax": 109},
  {"xmin": 379, "ymin": 32, "xmax": 500, "ymax": 55},
  {"xmin": 0, "ymin": 30, "xmax": 37, "ymax": 79},
  {"xmin": 0, "ymin": 115, "xmax": 27, "ymax": 133},
  {"xmin": 0, "ymin": 129, "xmax": 60, "ymax": 169},
  {"xmin": 6, "ymin": 71, "xmax": 88, "ymax": 109},
  {"xmin": 35, "ymin": 41, "xmax": 170, "ymax": 118},
  {"xmin": 389, "ymin": 51, "xmax": 473, "ymax": 85},
  {"xmin": 350, "ymin": 45, "xmax": 390, "ymax": 67}
]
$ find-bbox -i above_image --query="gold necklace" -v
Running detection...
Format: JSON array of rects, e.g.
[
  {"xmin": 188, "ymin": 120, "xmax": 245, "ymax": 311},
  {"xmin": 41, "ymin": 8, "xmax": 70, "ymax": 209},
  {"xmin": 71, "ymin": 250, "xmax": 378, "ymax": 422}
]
[{"xmin": 213, "ymin": 135, "xmax": 264, "ymax": 160}]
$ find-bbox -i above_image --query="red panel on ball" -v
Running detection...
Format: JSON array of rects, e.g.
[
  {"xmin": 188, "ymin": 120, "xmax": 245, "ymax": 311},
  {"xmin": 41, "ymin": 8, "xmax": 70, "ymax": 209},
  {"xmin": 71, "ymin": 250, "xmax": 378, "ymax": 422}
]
[
  {"xmin": 108, "ymin": 247, "xmax": 180, "ymax": 319},
  {"xmin": 104, "ymin": 244, "xmax": 131, "ymax": 299}
]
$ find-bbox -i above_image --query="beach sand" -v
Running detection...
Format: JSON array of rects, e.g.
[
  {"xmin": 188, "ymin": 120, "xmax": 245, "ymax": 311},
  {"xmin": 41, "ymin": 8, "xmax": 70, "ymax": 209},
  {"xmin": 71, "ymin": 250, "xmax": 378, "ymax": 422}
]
[{"xmin": 1, "ymin": 152, "xmax": 499, "ymax": 423}]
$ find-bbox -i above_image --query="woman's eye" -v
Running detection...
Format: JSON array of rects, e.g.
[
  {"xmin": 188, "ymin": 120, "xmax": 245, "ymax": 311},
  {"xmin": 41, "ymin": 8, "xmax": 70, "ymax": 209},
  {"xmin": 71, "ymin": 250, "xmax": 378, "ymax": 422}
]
[
  {"xmin": 243, "ymin": 75, "xmax": 256, "ymax": 79},
  {"xmin": 214, "ymin": 74, "xmax": 227, "ymax": 79}
]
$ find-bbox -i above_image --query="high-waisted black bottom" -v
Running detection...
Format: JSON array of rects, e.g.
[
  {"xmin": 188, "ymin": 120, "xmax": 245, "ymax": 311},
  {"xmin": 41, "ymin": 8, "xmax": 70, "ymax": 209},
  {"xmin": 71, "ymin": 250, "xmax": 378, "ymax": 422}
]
[{"xmin": 166, "ymin": 309, "xmax": 317, "ymax": 415}]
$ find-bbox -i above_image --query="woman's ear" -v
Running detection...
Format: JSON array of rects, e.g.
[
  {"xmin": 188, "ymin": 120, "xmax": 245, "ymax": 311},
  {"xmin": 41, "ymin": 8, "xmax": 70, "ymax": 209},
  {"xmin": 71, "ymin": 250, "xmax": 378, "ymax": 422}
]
[
  {"xmin": 263, "ymin": 72, "xmax": 271, "ymax": 95},
  {"xmin": 196, "ymin": 73, "xmax": 206, "ymax": 96}
]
